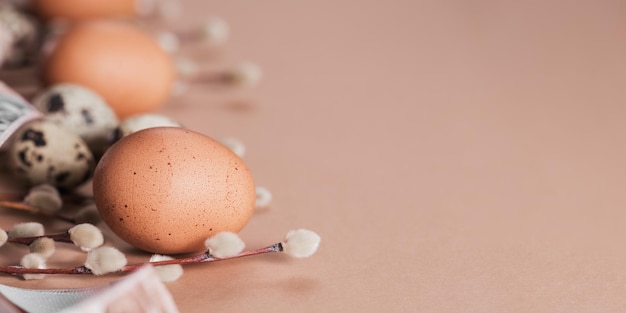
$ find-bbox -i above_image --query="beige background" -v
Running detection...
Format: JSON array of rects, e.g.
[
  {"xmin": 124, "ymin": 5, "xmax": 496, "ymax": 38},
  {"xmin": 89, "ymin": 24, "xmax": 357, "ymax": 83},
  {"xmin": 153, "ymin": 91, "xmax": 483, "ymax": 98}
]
[{"xmin": 3, "ymin": 0, "xmax": 626, "ymax": 311}]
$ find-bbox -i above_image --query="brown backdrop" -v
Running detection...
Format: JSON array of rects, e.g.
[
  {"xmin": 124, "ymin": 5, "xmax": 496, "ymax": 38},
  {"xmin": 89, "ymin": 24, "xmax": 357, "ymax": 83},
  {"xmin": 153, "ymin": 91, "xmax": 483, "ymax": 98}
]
[{"xmin": 2, "ymin": 0, "xmax": 626, "ymax": 312}]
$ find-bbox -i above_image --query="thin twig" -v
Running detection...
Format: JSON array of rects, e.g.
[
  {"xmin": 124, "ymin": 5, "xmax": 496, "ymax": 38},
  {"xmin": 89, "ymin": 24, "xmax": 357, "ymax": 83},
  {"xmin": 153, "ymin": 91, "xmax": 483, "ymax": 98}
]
[
  {"xmin": 0, "ymin": 201, "xmax": 45, "ymax": 215},
  {"xmin": 0, "ymin": 243, "xmax": 284, "ymax": 276},
  {"xmin": 0, "ymin": 200, "xmax": 75, "ymax": 223},
  {"xmin": 7, "ymin": 232, "xmax": 72, "ymax": 245},
  {"xmin": 0, "ymin": 193, "xmax": 93, "ymax": 205},
  {"xmin": 0, "ymin": 265, "xmax": 93, "ymax": 276}
]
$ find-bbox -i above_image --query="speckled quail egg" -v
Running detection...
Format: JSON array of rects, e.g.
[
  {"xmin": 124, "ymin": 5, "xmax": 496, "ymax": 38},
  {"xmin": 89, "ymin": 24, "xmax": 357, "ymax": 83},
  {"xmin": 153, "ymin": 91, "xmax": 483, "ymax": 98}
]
[
  {"xmin": 5, "ymin": 119, "xmax": 95, "ymax": 190},
  {"xmin": 111, "ymin": 113, "xmax": 180, "ymax": 142},
  {"xmin": 31, "ymin": 84, "xmax": 118, "ymax": 158}
]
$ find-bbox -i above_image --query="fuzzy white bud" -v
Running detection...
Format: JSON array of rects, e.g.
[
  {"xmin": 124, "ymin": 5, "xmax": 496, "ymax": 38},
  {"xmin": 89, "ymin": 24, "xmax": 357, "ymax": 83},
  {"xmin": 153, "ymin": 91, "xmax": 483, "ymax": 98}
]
[
  {"xmin": 255, "ymin": 186, "xmax": 272, "ymax": 210},
  {"xmin": 20, "ymin": 253, "xmax": 46, "ymax": 280},
  {"xmin": 29, "ymin": 237, "xmax": 56, "ymax": 259},
  {"xmin": 230, "ymin": 62, "xmax": 262, "ymax": 87},
  {"xmin": 155, "ymin": 30, "xmax": 180, "ymax": 53},
  {"xmin": 0, "ymin": 228, "xmax": 7, "ymax": 247},
  {"xmin": 175, "ymin": 57, "xmax": 199, "ymax": 79},
  {"xmin": 200, "ymin": 17, "xmax": 229, "ymax": 45},
  {"xmin": 204, "ymin": 232, "xmax": 245, "ymax": 258},
  {"xmin": 84, "ymin": 247, "xmax": 127, "ymax": 275},
  {"xmin": 23, "ymin": 184, "xmax": 63, "ymax": 213},
  {"xmin": 8, "ymin": 222, "xmax": 44, "ymax": 239},
  {"xmin": 283, "ymin": 229, "xmax": 321, "ymax": 258},
  {"xmin": 171, "ymin": 80, "xmax": 189, "ymax": 97},
  {"xmin": 116, "ymin": 114, "xmax": 181, "ymax": 139},
  {"xmin": 68, "ymin": 223, "xmax": 104, "ymax": 251},
  {"xmin": 150, "ymin": 254, "xmax": 184, "ymax": 282}
]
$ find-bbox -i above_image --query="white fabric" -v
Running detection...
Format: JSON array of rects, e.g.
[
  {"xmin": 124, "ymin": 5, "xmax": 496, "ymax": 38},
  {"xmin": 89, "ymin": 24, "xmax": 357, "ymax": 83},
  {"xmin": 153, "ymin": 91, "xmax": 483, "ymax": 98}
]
[
  {"xmin": 0, "ymin": 284, "xmax": 103, "ymax": 313},
  {"xmin": 0, "ymin": 265, "xmax": 179, "ymax": 313}
]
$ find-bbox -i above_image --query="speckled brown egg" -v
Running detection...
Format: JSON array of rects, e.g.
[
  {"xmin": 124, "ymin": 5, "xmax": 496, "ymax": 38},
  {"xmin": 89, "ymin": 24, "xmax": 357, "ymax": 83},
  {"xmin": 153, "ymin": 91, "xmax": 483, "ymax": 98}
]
[
  {"xmin": 6, "ymin": 119, "xmax": 95, "ymax": 190},
  {"xmin": 92, "ymin": 127, "xmax": 256, "ymax": 254}
]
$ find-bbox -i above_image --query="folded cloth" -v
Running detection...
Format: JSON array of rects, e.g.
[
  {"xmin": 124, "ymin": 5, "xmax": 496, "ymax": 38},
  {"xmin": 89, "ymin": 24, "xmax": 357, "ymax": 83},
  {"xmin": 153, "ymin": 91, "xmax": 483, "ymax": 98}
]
[{"xmin": 0, "ymin": 265, "xmax": 179, "ymax": 313}]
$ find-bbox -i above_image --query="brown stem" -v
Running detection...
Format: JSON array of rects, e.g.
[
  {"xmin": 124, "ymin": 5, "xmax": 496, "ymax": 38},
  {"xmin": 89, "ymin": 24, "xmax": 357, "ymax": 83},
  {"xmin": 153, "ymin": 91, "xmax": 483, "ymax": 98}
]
[
  {"xmin": 192, "ymin": 71, "xmax": 238, "ymax": 85},
  {"xmin": 0, "ymin": 243, "xmax": 284, "ymax": 276},
  {"xmin": 120, "ymin": 253, "xmax": 210, "ymax": 272},
  {"xmin": 0, "ymin": 200, "xmax": 75, "ymax": 223},
  {"xmin": 121, "ymin": 243, "xmax": 283, "ymax": 271},
  {"xmin": 0, "ymin": 265, "xmax": 93, "ymax": 276},
  {"xmin": 0, "ymin": 201, "xmax": 44, "ymax": 215},
  {"xmin": 7, "ymin": 232, "xmax": 72, "ymax": 245},
  {"xmin": 0, "ymin": 193, "xmax": 92, "ymax": 205}
]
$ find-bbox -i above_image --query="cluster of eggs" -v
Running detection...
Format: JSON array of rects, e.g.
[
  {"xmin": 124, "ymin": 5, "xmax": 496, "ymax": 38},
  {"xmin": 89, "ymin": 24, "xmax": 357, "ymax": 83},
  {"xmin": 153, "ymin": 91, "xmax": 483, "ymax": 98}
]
[
  {"xmin": 4, "ymin": 82, "xmax": 257, "ymax": 254},
  {"xmin": 0, "ymin": 2, "xmax": 258, "ymax": 254},
  {"xmin": 4, "ymin": 83, "xmax": 179, "ymax": 190}
]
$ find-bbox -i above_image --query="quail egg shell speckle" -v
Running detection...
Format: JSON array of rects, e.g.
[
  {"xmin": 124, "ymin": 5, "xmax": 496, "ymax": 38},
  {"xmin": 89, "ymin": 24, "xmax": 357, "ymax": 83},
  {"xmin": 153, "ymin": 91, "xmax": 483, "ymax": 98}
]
[
  {"xmin": 6, "ymin": 119, "xmax": 95, "ymax": 190},
  {"xmin": 32, "ymin": 84, "xmax": 119, "ymax": 158}
]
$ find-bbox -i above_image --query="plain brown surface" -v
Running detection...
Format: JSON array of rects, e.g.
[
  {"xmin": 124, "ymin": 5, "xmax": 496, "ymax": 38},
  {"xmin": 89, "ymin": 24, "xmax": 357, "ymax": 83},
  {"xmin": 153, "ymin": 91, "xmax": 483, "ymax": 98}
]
[{"xmin": 2, "ymin": 0, "xmax": 626, "ymax": 312}]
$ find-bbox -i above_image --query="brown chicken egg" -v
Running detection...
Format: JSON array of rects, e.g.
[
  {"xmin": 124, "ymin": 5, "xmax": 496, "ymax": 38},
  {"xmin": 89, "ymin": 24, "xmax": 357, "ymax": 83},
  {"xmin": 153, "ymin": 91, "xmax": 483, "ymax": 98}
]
[
  {"xmin": 32, "ymin": 0, "xmax": 137, "ymax": 21},
  {"xmin": 42, "ymin": 20, "xmax": 175, "ymax": 119},
  {"xmin": 92, "ymin": 127, "xmax": 256, "ymax": 254}
]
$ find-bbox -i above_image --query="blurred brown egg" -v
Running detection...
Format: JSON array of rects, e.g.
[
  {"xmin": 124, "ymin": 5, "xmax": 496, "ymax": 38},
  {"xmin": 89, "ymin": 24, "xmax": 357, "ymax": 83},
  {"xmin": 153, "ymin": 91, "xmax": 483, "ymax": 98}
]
[
  {"xmin": 92, "ymin": 127, "xmax": 256, "ymax": 254},
  {"xmin": 42, "ymin": 20, "xmax": 175, "ymax": 119},
  {"xmin": 32, "ymin": 0, "xmax": 137, "ymax": 21}
]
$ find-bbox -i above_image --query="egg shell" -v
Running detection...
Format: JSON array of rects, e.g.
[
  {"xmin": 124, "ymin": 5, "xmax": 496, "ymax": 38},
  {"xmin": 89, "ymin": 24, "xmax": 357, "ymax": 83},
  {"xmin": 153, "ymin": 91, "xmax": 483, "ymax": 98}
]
[
  {"xmin": 6, "ymin": 119, "xmax": 95, "ymax": 190},
  {"xmin": 42, "ymin": 20, "xmax": 175, "ymax": 119},
  {"xmin": 93, "ymin": 127, "xmax": 256, "ymax": 254},
  {"xmin": 32, "ymin": 83, "xmax": 119, "ymax": 158},
  {"xmin": 32, "ymin": 0, "xmax": 136, "ymax": 21}
]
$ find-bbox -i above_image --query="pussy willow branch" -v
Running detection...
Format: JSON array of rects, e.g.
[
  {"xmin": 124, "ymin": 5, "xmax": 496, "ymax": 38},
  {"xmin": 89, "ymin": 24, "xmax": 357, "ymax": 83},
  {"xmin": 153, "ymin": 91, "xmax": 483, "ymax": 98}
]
[
  {"xmin": 7, "ymin": 232, "xmax": 73, "ymax": 245},
  {"xmin": 0, "ymin": 200, "xmax": 75, "ymax": 223},
  {"xmin": 0, "ymin": 201, "xmax": 49, "ymax": 215},
  {"xmin": 0, "ymin": 193, "xmax": 91, "ymax": 204},
  {"xmin": 0, "ymin": 243, "xmax": 284, "ymax": 276},
  {"xmin": 121, "ymin": 243, "xmax": 283, "ymax": 271}
]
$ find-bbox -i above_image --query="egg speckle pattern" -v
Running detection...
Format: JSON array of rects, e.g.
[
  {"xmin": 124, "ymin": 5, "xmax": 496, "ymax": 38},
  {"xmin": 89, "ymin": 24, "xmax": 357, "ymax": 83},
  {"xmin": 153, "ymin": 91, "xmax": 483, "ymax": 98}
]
[
  {"xmin": 93, "ymin": 127, "xmax": 256, "ymax": 254},
  {"xmin": 31, "ymin": 84, "xmax": 119, "ymax": 158},
  {"xmin": 6, "ymin": 120, "xmax": 95, "ymax": 189}
]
